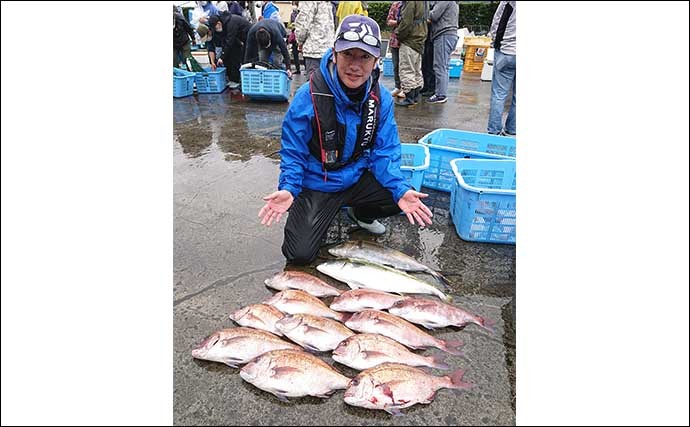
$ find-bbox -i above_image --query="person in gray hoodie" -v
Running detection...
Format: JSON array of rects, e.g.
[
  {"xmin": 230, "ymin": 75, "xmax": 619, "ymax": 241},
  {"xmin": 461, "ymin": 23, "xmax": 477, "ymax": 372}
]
[{"xmin": 426, "ymin": 1, "xmax": 458, "ymax": 104}]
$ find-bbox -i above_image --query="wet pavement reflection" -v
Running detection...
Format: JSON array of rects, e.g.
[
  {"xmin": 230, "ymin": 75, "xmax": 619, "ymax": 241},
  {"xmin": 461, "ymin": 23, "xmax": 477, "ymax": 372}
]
[{"xmin": 174, "ymin": 72, "xmax": 516, "ymax": 425}]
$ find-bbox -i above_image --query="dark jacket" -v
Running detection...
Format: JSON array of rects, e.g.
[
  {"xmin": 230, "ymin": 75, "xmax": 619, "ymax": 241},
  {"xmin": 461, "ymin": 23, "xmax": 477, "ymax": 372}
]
[
  {"xmin": 207, "ymin": 13, "xmax": 251, "ymax": 53},
  {"xmin": 244, "ymin": 19, "xmax": 290, "ymax": 69},
  {"xmin": 173, "ymin": 12, "xmax": 195, "ymax": 49},
  {"xmin": 395, "ymin": 1, "xmax": 428, "ymax": 54}
]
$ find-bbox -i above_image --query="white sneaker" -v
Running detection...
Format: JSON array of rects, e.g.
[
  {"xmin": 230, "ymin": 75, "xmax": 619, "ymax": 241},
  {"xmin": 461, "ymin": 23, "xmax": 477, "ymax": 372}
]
[
  {"xmin": 346, "ymin": 207, "xmax": 386, "ymax": 235},
  {"xmin": 227, "ymin": 81, "xmax": 240, "ymax": 89},
  {"xmin": 391, "ymin": 88, "xmax": 402, "ymax": 96}
]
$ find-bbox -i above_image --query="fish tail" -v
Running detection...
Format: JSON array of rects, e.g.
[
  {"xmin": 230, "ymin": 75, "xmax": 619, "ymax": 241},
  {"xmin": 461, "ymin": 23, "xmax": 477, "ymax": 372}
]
[
  {"xmin": 426, "ymin": 352, "xmax": 450, "ymax": 370},
  {"xmin": 447, "ymin": 368, "xmax": 473, "ymax": 391},
  {"xmin": 435, "ymin": 289, "xmax": 452, "ymax": 303},
  {"xmin": 337, "ymin": 312, "xmax": 353, "ymax": 323},
  {"xmin": 438, "ymin": 338, "xmax": 464, "ymax": 356},
  {"xmin": 429, "ymin": 269, "xmax": 453, "ymax": 289},
  {"xmin": 477, "ymin": 316, "xmax": 496, "ymax": 334}
]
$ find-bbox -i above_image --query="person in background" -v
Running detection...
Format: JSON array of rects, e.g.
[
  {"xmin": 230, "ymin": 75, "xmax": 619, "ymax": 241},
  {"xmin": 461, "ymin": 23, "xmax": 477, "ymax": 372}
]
[
  {"xmin": 419, "ymin": 1, "xmax": 435, "ymax": 98},
  {"xmin": 294, "ymin": 0, "xmax": 335, "ymax": 76},
  {"xmin": 258, "ymin": 15, "xmax": 433, "ymax": 265},
  {"xmin": 386, "ymin": 1, "xmax": 404, "ymax": 98},
  {"xmin": 335, "ymin": 1, "xmax": 366, "ymax": 27},
  {"xmin": 487, "ymin": 0, "xmax": 516, "ymax": 136},
  {"xmin": 257, "ymin": 1, "xmax": 281, "ymax": 22},
  {"xmin": 174, "ymin": 7, "xmax": 196, "ymax": 68},
  {"xmin": 331, "ymin": 1, "xmax": 339, "ymax": 30},
  {"xmin": 287, "ymin": 2, "xmax": 301, "ymax": 74},
  {"xmin": 426, "ymin": 0, "xmax": 458, "ymax": 104},
  {"xmin": 244, "ymin": 19, "xmax": 292, "ymax": 75},
  {"xmin": 191, "ymin": 1, "xmax": 219, "ymax": 28},
  {"xmin": 228, "ymin": 1, "xmax": 244, "ymax": 16},
  {"xmin": 206, "ymin": 13, "xmax": 251, "ymax": 89},
  {"xmin": 395, "ymin": 1, "xmax": 428, "ymax": 107},
  {"xmin": 210, "ymin": 2, "xmax": 231, "ymax": 65}
]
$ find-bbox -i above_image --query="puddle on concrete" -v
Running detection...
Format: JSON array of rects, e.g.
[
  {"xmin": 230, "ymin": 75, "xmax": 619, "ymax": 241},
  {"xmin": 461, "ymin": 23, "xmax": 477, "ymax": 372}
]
[{"xmin": 173, "ymin": 73, "xmax": 515, "ymax": 424}]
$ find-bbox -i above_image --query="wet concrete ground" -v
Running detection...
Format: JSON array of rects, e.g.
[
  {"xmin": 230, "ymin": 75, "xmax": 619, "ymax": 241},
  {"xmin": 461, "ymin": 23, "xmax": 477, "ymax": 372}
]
[{"xmin": 173, "ymin": 71, "xmax": 516, "ymax": 425}]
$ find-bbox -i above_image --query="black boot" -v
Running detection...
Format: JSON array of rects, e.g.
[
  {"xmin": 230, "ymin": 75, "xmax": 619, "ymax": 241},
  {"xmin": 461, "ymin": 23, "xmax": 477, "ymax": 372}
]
[
  {"xmin": 395, "ymin": 89, "xmax": 417, "ymax": 107},
  {"xmin": 413, "ymin": 87, "xmax": 422, "ymax": 103}
]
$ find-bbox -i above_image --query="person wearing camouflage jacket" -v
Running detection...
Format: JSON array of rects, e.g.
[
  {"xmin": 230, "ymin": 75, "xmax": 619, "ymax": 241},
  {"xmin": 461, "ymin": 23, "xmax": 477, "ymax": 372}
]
[
  {"xmin": 395, "ymin": 1, "xmax": 429, "ymax": 106},
  {"xmin": 294, "ymin": 1, "xmax": 335, "ymax": 76}
]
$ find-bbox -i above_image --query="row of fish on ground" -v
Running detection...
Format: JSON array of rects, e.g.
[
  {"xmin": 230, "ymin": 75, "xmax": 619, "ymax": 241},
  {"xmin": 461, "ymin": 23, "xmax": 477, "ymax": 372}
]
[{"xmin": 191, "ymin": 241, "xmax": 494, "ymax": 415}]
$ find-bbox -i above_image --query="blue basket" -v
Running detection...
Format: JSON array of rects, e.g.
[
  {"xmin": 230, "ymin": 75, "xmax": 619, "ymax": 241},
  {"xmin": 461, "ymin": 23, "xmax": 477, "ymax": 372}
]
[
  {"xmin": 382, "ymin": 57, "xmax": 394, "ymax": 77},
  {"xmin": 241, "ymin": 68, "xmax": 291, "ymax": 101},
  {"xmin": 194, "ymin": 67, "xmax": 227, "ymax": 93},
  {"xmin": 173, "ymin": 68, "xmax": 196, "ymax": 98},
  {"xmin": 450, "ymin": 159, "xmax": 516, "ymax": 244},
  {"xmin": 400, "ymin": 143, "xmax": 430, "ymax": 191},
  {"xmin": 419, "ymin": 128, "xmax": 516, "ymax": 192},
  {"xmin": 449, "ymin": 58, "xmax": 463, "ymax": 78}
]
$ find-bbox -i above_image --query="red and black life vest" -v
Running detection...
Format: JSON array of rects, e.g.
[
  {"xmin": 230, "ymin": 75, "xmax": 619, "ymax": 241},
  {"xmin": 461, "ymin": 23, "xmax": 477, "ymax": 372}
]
[{"xmin": 308, "ymin": 67, "xmax": 381, "ymax": 172}]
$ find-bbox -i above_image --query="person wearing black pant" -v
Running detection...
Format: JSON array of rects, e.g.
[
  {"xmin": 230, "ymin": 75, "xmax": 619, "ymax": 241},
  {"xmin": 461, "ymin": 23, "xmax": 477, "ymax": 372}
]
[
  {"xmin": 258, "ymin": 15, "xmax": 432, "ymax": 265},
  {"xmin": 207, "ymin": 14, "xmax": 251, "ymax": 88},
  {"xmin": 420, "ymin": 23, "xmax": 435, "ymax": 96},
  {"xmin": 288, "ymin": 1, "xmax": 301, "ymax": 74}
]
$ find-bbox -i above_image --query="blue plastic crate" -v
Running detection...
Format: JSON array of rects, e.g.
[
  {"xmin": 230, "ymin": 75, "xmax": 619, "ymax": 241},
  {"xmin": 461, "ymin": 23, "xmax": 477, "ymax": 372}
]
[
  {"xmin": 241, "ymin": 68, "xmax": 291, "ymax": 101},
  {"xmin": 449, "ymin": 58, "xmax": 463, "ymax": 78},
  {"xmin": 381, "ymin": 57, "xmax": 394, "ymax": 77},
  {"xmin": 400, "ymin": 143, "xmax": 430, "ymax": 191},
  {"xmin": 173, "ymin": 68, "xmax": 196, "ymax": 98},
  {"xmin": 419, "ymin": 128, "xmax": 516, "ymax": 192},
  {"xmin": 450, "ymin": 159, "xmax": 515, "ymax": 244},
  {"xmin": 194, "ymin": 67, "xmax": 227, "ymax": 93}
]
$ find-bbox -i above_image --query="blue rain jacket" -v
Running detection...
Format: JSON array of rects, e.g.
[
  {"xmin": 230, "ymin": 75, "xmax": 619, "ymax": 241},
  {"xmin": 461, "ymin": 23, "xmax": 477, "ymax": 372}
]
[{"xmin": 278, "ymin": 49, "xmax": 410, "ymax": 203}]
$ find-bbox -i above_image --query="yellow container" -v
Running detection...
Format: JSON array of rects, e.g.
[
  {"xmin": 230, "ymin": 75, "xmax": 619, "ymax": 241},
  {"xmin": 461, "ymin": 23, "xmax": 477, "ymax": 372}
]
[{"xmin": 463, "ymin": 37, "xmax": 492, "ymax": 73}]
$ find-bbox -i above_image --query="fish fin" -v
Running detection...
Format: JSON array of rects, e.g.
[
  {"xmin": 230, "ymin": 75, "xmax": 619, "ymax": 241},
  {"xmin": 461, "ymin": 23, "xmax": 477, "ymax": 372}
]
[
  {"xmin": 377, "ymin": 382, "xmax": 396, "ymax": 403},
  {"xmin": 477, "ymin": 317, "xmax": 496, "ymax": 334},
  {"xmin": 223, "ymin": 361, "xmax": 240, "ymax": 368},
  {"xmin": 313, "ymin": 390, "xmax": 336, "ymax": 399},
  {"xmin": 448, "ymin": 369, "xmax": 474, "ymax": 390},
  {"xmin": 361, "ymin": 350, "xmax": 389, "ymax": 360},
  {"xmin": 384, "ymin": 406, "xmax": 404, "ymax": 417},
  {"xmin": 273, "ymin": 392, "xmax": 291, "ymax": 403},
  {"xmin": 346, "ymin": 282, "xmax": 361, "ymax": 289},
  {"xmin": 373, "ymin": 317, "xmax": 399, "ymax": 329},
  {"xmin": 428, "ymin": 270, "xmax": 454, "ymax": 289},
  {"xmin": 439, "ymin": 338, "xmax": 464, "ymax": 356},
  {"xmin": 420, "ymin": 323, "xmax": 438, "ymax": 330},
  {"xmin": 219, "ymin": 336, "xmax": 250, "ymax": 346},
  {"xmin": 245, "ymin": 313, "xmax": 266, "ymax": 325},
  {"xmin": 303, "ymin": 325, "xmax": 327, "ymax": 335},
  {"xmin": 271, "ymin": 366, "xmax": 302, "ymax": 378},
  {"xmin": 302, "ymin": 343, "xmax": 322, "ymax": 353},
  {"xmin": 427, "ymin": 353, "xmax": 450, "ymax": 370}
]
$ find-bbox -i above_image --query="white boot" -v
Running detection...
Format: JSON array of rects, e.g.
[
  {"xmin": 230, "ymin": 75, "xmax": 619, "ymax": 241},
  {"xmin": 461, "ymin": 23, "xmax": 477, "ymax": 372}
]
[{"xmin": 346, "ymin": 207, "xmax": 386, "ymax": 235}]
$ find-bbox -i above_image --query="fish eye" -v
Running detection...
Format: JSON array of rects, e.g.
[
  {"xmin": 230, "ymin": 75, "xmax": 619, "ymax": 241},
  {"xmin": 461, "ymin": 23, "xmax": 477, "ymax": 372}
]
[{"xmin": 351, "ymin": 378, "xmax": 359, "ymax": 386}]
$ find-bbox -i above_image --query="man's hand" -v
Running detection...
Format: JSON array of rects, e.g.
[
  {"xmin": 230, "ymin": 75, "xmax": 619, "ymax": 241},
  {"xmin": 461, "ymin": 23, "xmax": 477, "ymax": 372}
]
[
  {"xmin": 210, "ymin": 62, "xmax": 217, "ymax": 71},
  {"xmin": 286, "ymin": 69, "xmax": 293, "ymax": 79},
  {"xmin": 397, "ymin": 190, "xmax": 433, "ymax": 227},
  {"xmin": 258, "ymin": 190, "xmax": 294, "ymax": 226}
]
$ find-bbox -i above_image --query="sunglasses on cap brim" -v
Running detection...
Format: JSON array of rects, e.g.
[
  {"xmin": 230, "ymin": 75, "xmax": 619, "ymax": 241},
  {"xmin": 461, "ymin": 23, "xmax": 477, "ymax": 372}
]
[{"xmin": 336, "ymin": 30, "xmax": 380, "ymax": 48}]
